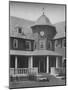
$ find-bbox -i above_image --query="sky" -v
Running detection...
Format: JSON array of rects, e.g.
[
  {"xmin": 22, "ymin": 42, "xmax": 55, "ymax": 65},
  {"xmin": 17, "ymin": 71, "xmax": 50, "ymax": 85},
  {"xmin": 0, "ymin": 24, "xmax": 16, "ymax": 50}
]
[{"xmin": 10, "ymin": 1, "xmax": 65, "ymax": 24}]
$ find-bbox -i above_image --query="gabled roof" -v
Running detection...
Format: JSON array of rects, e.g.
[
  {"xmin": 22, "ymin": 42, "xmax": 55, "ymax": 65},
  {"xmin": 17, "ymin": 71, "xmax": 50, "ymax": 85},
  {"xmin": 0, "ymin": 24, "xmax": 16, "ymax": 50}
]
[
  {"xmin": 10, "ymin": 16, "xmax": 34, "ymax": 40},
  {"xmin": 53, "ymin": 32, "xmax": 65, "ymax": 39},
  {"xmin": 10, "ymin": 16, "xmax": 34, "ymax": 34},
  {"xmin": 53, "ymin": 21, "xmax": 66, "ymax": 39},
  {"xmin": 55, "ymin": 47, "xmax": 65, "ymax": 57},
  {"xmin": 54, "ymin": 21, "xmax": 65, "ymax": 33}
]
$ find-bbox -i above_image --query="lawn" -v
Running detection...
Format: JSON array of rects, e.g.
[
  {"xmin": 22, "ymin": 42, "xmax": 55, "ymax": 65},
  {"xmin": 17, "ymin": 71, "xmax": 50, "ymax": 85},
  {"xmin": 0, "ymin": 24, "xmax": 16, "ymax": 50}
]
[{"xmin": 9, "ymin": 73, "xmax": 66, "ymax": 89}]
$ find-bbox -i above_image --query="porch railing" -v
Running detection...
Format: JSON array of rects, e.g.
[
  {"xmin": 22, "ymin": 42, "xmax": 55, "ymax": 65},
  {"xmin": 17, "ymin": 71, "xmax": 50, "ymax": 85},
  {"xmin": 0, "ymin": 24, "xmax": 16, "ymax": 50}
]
[
  {"xmin": 15, "ymin": 68, "xmax": 28, "ymax": 75},
  {"xmin": 10, "ymin": 67, "xmax": 38, "ymax": 76}
]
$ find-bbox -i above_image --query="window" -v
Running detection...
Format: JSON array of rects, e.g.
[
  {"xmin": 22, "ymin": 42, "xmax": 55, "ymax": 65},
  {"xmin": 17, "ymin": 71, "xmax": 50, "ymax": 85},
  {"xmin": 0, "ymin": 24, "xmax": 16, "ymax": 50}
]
[
  {"xmin": 64, "ymin": 39, "xmax": 66, "ymax": 47},
  {"xmin": 62, "ymin": 39, "xmax": 66, "ymax": 47},
  {"xmin": 13, "ymin": 39, "xmax": 18, "ymax": 48},
  {"xmin": 26, "ymin": 41, "xmax": 31, "ymax": 50},
  {"xmin": 39, "ymin": 40, "xmax": 45, "ymax": 49},
  {"xmin": 55, "ymin": 39, "xmax": 62, "ymax": 48},
  {"xmin": 40, "ymin": 43, "xmax": 44, "ymax": 48},
  {"xmin": 18, "ymin": 27, "xmax": 22, "ymax": 33}
]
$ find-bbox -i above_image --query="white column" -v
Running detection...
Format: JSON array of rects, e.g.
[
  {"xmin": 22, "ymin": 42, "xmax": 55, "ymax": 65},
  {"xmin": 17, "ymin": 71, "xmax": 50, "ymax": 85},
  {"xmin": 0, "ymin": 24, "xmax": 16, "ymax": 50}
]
[
  {"xmin": 47, "ymin": 56, "xmax": 49, "ymax": 73},
  {"xmin": 44, "ymin": 57, "xmax": 45, "ymax": 72},
  {"xmin": 15, "ymin": 56, "xmax": 17, "ymax": 74},
  {"xmin": 56, "ymin": 57, "xmax": 59, "ymax": 68},
  {"xmin": 28, "ymin": 56, "xmax": 33, "ymax": 74},
  {"xmin": 15, "ymin": 56, "xmax": 17, "ymax": 69},
  {"xmin": 28, "ymin": 56, "xmax": 33, "ymax": 68}
]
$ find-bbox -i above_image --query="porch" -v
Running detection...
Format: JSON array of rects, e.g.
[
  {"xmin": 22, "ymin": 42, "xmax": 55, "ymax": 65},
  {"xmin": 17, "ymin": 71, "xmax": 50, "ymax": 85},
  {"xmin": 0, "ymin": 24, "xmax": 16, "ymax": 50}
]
[{"xmin": 10, "ymin": 55, "xmax": 63, "ymax": 77}]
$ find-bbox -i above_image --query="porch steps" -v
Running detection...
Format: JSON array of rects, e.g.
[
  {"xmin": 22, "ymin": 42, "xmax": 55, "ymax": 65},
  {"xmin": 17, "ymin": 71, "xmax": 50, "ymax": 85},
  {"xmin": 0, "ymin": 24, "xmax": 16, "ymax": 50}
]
[
  {"xmin": 50, "ymin": 73, "xmax": 65, "ymax": 80},
  {"xmin": 36, "ymin": 73, "xmax": 57, "ymax": 80}
]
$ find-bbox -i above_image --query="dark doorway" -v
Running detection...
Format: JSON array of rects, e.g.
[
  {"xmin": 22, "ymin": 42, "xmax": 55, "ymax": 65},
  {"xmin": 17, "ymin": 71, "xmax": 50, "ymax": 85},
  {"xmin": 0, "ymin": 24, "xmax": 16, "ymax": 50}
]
[
  {"xmin": 40, "ymin": 60, "xmax": 44, "ymax": 72},
  {"xmin": 33, "ymin": 56, "xmax": 47, "ymax": 73},
  {"xmin": 49, "ymin": 56, "xmax": 56, "ymax": 73},
  {"xmin": 40, "ymin": 56, "xmax": 47, "ymax": 73},
  {"xmin": 10, "ymin": 55, "xmax": 15, "ymax": 68}
]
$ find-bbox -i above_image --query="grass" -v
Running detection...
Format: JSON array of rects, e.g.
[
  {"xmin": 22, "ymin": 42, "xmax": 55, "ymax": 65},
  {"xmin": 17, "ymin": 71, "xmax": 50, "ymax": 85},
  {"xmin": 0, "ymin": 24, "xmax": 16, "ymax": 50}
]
[{"xmin": 9, "ymin": 73, "xmax": 66, "ymax": 89}]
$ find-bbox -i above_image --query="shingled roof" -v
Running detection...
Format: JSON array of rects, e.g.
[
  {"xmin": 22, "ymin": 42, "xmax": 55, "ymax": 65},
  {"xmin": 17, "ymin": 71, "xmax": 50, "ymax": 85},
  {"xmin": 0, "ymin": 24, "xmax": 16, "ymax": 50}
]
[
  {"xmin": 34, "ymin": 14, "xmax": 51, "ymax": 26},
  {"xmin": 10, "ymin": 16, "xmax": 65, "ymax": 39},
  {"xmin": 10, "ymin": 16, "xmax": 34, "ymax": 40},
  {"xmin": 53, "ymin": 21, "xmax": 66, "ymax": 39},
  {"xmin": 53, "ymin": 32, "xmax": 65, "ymax": 39}
]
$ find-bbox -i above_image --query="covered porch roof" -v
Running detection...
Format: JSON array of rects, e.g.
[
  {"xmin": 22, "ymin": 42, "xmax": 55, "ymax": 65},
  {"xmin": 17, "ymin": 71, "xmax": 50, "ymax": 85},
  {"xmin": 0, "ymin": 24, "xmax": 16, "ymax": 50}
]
[{"xmin": 10, "ymin": 50, "xmax": 63, "ymax": 56}]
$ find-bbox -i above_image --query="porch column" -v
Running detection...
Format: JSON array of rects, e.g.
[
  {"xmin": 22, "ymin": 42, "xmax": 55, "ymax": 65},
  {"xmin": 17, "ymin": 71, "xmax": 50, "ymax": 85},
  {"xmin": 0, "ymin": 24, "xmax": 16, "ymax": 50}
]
[
  {"xmin": 28, "ymin": 56, "xmax": 33, "ymax": 68},
  {"xmin": 47, "ymin": 56, "xmax": 49, "ymax": 73},
  {"xmin": 56, "ymin": 56, "xmax": 59, "ymax": 68},
  {"xmin": 44, "ymin": 56, "xmax": 45, "ymax": 72},
  {"xmin": 15, "ymin": 56, "xmax": 17, "ymax": 74},
  {"xmin": 15, "ymin": 56, "xmax": 17, "ymax": 69}
]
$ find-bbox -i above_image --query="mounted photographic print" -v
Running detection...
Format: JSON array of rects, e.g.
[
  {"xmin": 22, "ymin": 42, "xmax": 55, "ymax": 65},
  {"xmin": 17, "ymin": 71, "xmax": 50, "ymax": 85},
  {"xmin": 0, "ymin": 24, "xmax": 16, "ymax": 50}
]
[{"xmin": 9, "ymin": 1, "xmax": 66, "ymax": 89}]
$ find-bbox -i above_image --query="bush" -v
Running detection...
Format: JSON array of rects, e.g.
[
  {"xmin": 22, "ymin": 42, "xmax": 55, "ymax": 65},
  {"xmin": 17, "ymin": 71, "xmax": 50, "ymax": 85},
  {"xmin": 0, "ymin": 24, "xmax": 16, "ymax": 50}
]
[{"xmin": 28, "ymin": 74, "xmax": 37, "ymax": 81}]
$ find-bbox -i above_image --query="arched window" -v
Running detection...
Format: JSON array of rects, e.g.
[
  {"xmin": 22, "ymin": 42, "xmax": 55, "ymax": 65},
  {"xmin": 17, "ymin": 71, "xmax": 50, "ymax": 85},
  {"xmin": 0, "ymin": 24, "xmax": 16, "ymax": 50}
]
[{"xmin": 13, "ymin": 39, "xmax": 18, "ymax": 48}]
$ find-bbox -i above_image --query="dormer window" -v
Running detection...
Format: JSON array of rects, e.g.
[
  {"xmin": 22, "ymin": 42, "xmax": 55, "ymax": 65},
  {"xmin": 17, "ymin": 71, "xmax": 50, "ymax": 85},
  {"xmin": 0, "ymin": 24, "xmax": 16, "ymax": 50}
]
[{"xmin": 18, "ymin": 27, "xmax": 22, "ymax": 33}]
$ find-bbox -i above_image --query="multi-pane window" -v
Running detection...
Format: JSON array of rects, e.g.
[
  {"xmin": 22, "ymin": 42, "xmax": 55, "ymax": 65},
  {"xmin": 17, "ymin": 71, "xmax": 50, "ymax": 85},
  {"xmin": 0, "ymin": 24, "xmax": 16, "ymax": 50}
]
[
  {"xmin": 13, "ymin": 39, "xmax": 18, "ymax": 48},
  {"xmin": 55, "ymin": 39, "xmax": 62, "ymax": 48},
  {"xmin": 55, "ymin": 38, "xmax": 66, "ymax": 48},
  {"xmin": 26, "ymin": 41, "xmax": 31, "ymax": 50},
  {"xmin": 39, "ymin": 40, "xmax": 45, "ymax": 49}
]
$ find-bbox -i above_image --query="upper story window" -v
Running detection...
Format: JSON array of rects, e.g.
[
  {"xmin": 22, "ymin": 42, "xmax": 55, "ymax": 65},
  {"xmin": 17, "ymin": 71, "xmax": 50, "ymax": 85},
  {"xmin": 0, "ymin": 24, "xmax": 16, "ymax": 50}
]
[
  {"xmin": 40, "ymin": 43, "xmax": 44, "ymax": 48},
  {"xmin": 55, "ymin": 38, "xmax": 66, "ymax": 48},
  {"xmin": 39, "ymin": 40, "xmax": 46, "ymax": 49},
  {"xmin": 55, "ymin": 39, "xmax": 62, "ymax": 48},
  {"xmin": 13, "ymin": 39, "xmax": 18, "ymax": 48},
  {"xmin": 64, "ymin": 39, "xmax": 66, "ymax": 47},
  {"xmin": 62, "ymin": 38, "xmax": 66, "ymax": 47},
  {"xmin": 18, "ymin": 27, "xmax": 22, "ymax": 33},
  {"xmin": 26, "ymin": 41, "xmax": 31, "ymax": 50}
]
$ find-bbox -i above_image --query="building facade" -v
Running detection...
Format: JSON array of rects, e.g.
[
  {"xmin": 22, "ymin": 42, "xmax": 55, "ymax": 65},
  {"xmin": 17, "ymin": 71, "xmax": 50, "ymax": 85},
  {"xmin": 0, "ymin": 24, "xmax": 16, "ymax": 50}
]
[{"xmin": 10, "ymin": 12, "xmax": 66, "ymax": 80}]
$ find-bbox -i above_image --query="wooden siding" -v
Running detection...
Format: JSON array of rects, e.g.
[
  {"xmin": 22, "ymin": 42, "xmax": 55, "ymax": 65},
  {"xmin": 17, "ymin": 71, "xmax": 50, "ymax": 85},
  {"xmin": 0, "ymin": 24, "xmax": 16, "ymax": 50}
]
[{"xmin": 10, "ymin": 37, "xmax": 34, "ymax": 51}]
